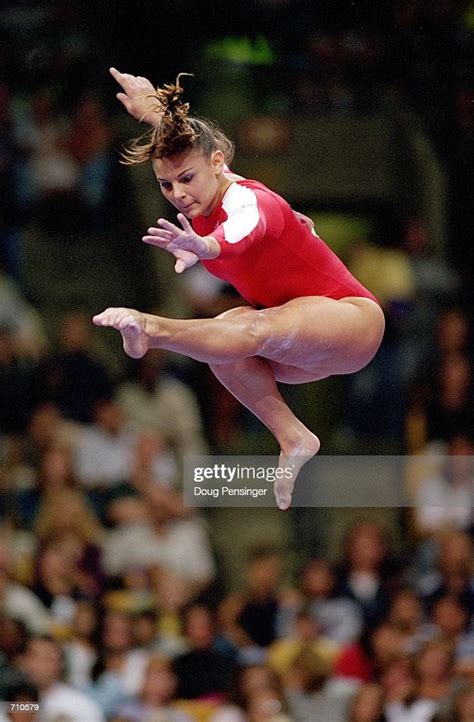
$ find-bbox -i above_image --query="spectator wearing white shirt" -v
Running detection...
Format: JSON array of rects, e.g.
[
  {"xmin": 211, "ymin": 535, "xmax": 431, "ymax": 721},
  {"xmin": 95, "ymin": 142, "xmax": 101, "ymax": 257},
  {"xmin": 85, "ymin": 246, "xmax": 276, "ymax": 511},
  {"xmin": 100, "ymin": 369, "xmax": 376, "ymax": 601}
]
[
  {"xmin": 117, "ymin": 350, "xmax": 208, "ymax": 459},
  {"xmin": 16, "ymin": 636, "xmax": 104, "ymax": 722},
  {"xmin": 0, "ymin": 542, "xmax": 51, "ymax": 636},
  {"xmin": 101, "ymin": 482, "xmax": 215, "ymax": 594}
]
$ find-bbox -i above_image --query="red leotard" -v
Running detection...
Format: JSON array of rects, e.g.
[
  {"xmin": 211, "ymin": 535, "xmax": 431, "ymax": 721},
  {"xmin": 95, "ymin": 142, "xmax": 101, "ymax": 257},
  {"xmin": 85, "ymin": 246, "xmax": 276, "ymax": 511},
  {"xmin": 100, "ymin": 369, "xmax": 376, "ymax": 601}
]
[{"xmin": 192, "ymin": 179, "xmax": 378, "ymax": 309}]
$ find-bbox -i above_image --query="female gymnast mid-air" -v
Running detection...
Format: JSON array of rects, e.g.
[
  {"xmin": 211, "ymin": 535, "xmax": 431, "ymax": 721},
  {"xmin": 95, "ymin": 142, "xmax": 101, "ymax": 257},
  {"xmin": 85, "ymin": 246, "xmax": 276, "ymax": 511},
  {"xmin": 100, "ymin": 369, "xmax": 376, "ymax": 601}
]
[{"xmin": 93, "ymin": 68, "xmax": 385, "ymax": 510}]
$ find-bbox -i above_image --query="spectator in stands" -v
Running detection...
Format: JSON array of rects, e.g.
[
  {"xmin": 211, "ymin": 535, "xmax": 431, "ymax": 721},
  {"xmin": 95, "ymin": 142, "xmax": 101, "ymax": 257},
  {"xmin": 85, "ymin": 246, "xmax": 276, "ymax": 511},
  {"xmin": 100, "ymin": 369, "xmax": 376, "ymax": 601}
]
[
  {"xmin": 385, "ymin": 639, "xmax": 455, "ymax": 721},
  {"xmin": 63, "ymin": 600, "xmax": 99, "ymax": 689},
  {"xmin": 348, "ymin": 683, "xmax": 386, "ymax": 722},
  {"xmin": 72, "ymin": 397, "xmax": 137, "ymax": 490},
  {"xmin": 34, "ymin": 487, "xmax": 104, "ymax": 599},
  {"xmin": 0, "ymin": 324, "xmax": 37, "ymax": 436},
  {"xmin": 385, "ymin": 588, "xmax": 425, "ymax": 634},
  {"xmin": 30, "ymin": 536, "xmax": 82, "ymax": 631},
  {"xmin": 173, "ymin": 603, "xmax": 238, "ymax": 700},
  {"xmin": 335, "ymin": 521, "xmax": 403, "ymax": 627},
  {"xmin": 298, "ymin": 557, "xmax": 363, "ymax": 644},
  {"xmin": 16, "ymin": 635, "xmax": 104, "ymax": 722},
  {"xmin": 36, "ymin": 311, "xmax": 114, "ymax": 424},
  {"xmin": 101, "ymin": 483, "xmax": 215, "ymax": 595},
  {"xmin": 334, "ymin": 623, "xmax": 407, "ymax": 684},
  {"xmin": 418, "ymin": 531, "xmax": 474, "ymax": 614},
  {"xmin": 430, "ymin": 595, "xmax": 474, "ymax": 675},
  {"xmin": 414, "ymin": 435, "xmax": 474, "ymax": 537},
  {"xmin": 88, "ymin": 609, "xmax": 150, "ymax": 717},
  {"xmin": 449, "ymin": 684, "xmax": 474, "ymax": 722},
  {"xmin": 267, "ymin": 607, "xmax": 340, "ymax": 679},
  {"xmin": 283, "ymin": 643, "xmax": 355, "ymax": 722},
  {"xmin": 0, "ymin": 618, "xmax": 30, "ymax": 699},
  {"xmin": 222, "ymin": 546, "xmax": 286, "ymax": 654},
  {"xmin": 0, "ymin": 540, "xmax": 51, "ymax": 635},
  {"xmin": 0, "ymin": 270, "xmax": 47, "ymax": 360},
  {"xmin": 424, "ymin": 354, "xmax": 474, "ymax": 443},
  {"xmin": 24, "ymin": 402, "xmax": 81, "ymax": 471},
  {"xmin": 117, "ymin": 349, "xmax": 208, "ymax": 458},
  {"xmin": 116, "ymin": 655, "xmax": 193, "ymax": 722}
]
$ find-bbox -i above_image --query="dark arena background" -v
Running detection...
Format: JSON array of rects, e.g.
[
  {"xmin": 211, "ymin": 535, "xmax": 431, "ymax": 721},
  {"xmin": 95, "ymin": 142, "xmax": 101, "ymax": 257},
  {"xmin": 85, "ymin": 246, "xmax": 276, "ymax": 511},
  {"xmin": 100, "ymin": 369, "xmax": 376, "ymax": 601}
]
[{"xmin": 1, "ymin": 2, "xmax": 473, "ymax": 721}]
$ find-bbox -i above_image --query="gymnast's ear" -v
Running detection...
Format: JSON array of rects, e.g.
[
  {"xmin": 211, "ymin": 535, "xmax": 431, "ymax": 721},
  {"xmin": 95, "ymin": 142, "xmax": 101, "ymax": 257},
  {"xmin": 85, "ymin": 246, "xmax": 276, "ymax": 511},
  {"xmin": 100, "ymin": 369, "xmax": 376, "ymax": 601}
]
[{"xmin": 210, "ymin": 149, "xmax": 225, "ymax": 173}]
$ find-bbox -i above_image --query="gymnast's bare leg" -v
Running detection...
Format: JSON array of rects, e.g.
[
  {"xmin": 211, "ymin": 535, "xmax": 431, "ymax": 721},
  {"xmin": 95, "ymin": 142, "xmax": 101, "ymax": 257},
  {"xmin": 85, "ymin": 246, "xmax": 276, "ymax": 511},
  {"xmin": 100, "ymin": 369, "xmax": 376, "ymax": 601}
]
[{"xmin": 93, "ymin": 296, "xmax": 384, "ymax": 509}]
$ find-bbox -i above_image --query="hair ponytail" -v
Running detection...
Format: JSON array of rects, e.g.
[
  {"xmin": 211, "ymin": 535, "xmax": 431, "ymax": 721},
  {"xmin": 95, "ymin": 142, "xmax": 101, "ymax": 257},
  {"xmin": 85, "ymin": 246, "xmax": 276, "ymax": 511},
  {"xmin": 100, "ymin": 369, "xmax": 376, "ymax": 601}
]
[{"xmin": 121, "ymin": 73, "xmax": 234, "ymax": 167}]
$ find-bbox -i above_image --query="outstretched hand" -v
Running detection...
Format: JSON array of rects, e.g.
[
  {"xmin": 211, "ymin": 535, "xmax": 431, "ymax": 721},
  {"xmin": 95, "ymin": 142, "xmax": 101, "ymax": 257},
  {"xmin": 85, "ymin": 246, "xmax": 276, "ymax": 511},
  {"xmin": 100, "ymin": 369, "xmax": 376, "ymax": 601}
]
[
  {"xmin": 143, "ymin": 213, "xmax": 216, "ymax": 273},
  {"xmin": 109, "ymin": 67, "xmax": 160, "ymax": 125}
]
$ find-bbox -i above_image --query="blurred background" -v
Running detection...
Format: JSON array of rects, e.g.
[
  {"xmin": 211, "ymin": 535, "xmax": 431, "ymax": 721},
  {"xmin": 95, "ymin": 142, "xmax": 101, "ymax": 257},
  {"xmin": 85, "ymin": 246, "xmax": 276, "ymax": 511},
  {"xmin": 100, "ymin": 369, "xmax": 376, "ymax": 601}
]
[{"xmin": 0, "ymin": 1, "xmax": 473, "ymax": 721}]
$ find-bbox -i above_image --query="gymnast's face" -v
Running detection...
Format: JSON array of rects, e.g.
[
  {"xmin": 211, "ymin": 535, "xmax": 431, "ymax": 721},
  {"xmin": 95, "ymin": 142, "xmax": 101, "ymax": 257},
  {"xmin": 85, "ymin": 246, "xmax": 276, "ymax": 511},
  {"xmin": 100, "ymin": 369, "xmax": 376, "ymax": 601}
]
[{"xmin": 153, "ymin": 148, "xmax": 227, "ymax": 218}]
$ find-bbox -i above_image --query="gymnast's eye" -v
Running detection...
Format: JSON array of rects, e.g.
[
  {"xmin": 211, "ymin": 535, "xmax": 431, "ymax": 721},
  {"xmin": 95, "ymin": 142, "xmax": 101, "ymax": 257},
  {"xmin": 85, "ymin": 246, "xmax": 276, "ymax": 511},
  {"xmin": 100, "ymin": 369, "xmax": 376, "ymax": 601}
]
[
  {"xmin": 181, "ymin": 175, "xmax": 193, "ymax": 183},
  {"xmin": 160, "ymin": 181, "xmax": 172, "ymax": 191}
]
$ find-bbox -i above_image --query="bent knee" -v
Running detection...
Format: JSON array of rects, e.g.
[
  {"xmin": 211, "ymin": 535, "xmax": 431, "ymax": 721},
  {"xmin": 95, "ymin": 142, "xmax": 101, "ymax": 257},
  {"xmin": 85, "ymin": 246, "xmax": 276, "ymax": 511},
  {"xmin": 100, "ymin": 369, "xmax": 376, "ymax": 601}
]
[
  {"xmin": 270, "ymin": 361, "xmax": 328, "ymax": 384},
  {"xmin": 215, "ymin": 305, "xmax": 254, "ymax": 321}
]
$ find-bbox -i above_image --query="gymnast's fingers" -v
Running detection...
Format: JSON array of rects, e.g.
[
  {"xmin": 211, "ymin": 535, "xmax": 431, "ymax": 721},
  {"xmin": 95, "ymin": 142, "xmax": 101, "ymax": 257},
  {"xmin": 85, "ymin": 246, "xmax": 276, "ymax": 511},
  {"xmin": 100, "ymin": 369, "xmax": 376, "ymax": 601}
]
[
  {"xmin": 142, "ymin": 235, "xmax": 170, "ymax": 247},
  {"xmin": 157, "ymin": 218, "xmax": 181, "ymax": 233},
  {"xmin": 177, "ymin": 213, "xmax": 193, "ymax": 231},
  {"xmin": 146, "ymin": 227, "xmax": 172, "ymax": 238},
  {"xmin": 116, "ymin": 93, "xmax": 133, "ymax": 112}
]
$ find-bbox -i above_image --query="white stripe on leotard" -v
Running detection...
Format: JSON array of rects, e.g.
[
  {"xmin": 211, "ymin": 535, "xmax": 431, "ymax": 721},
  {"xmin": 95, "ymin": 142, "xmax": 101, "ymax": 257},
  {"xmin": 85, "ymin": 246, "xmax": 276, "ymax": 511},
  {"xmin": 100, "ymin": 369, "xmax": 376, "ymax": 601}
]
[{"xmin": 221, "ymin": 184, "xmax": 260, "ymax": 244}]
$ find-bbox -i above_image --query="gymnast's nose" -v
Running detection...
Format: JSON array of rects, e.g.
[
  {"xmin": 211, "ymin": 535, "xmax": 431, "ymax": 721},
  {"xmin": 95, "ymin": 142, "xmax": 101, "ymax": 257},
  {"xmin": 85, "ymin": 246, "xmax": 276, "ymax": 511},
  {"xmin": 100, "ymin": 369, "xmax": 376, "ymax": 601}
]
[{"xmin": 172, "ymin": 183, "xmax": 187, "ymax": 201}]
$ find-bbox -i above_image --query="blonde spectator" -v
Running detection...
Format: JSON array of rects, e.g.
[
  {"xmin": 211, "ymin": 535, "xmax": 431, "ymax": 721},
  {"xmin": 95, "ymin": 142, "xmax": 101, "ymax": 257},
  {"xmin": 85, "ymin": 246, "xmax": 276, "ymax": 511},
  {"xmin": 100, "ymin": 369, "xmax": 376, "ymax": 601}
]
[{"xmin": 34, "ymin": 488, "xmax": 102, "ymax": 545}]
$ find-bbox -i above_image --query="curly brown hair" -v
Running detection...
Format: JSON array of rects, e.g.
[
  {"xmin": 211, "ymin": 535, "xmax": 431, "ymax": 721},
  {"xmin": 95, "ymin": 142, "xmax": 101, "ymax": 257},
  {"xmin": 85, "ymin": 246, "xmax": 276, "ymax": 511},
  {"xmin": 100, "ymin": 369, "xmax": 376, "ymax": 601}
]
[{"xmin": 121, "ymin": 73, "xmax": 235, "ymax": 166}]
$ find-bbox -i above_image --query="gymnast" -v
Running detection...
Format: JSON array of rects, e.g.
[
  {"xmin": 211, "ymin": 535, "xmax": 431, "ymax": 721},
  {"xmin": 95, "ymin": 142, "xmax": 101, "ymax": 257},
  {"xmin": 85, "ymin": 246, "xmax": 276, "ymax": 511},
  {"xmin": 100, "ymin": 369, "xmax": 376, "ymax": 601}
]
[{"xmin": 93, "ymin": 68, "xmax": 385, "ymax": 510}]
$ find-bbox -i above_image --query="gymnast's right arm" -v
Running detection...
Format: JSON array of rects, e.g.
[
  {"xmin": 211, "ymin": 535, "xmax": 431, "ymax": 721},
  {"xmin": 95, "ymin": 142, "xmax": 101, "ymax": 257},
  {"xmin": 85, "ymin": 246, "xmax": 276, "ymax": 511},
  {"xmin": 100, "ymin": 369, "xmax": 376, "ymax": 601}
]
[{"xmin": 109, "ymin": 67, "xmax": 163, "ymax": 127}]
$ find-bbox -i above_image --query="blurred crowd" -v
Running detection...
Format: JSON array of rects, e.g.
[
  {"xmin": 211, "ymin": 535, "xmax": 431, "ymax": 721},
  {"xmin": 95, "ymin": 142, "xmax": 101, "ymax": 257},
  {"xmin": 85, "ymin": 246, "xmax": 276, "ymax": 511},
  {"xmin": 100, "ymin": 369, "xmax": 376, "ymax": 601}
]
[{"xmin": 1, "ymin": 1, "xmax": 474, "ymax": 721}]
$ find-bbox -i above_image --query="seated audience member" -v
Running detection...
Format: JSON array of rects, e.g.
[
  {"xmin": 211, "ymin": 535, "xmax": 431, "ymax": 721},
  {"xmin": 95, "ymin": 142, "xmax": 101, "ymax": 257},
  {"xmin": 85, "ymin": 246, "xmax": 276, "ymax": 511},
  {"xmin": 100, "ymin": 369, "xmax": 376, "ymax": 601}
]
[
  {"xmin": 379, "ymin": 657, "xmax": 416, "ymax": 711},
  {"xmin": 430, "ymin": 595, "xmax": 474, "ymax": 674},
  {"xmin": 299, "ymin": 557, "xmax": 363, "ymax": 644},
  {"xmin": 334, "ymin": 623, "xmax": 407, "ymax": 684},
  {"xmin": 267, "ymin": 607, "xmax": 340, "ymax": 678},
  {"xmin": 418, "ymin": 531, "xmax": 474, "ymax": 614},
  {"xmin": 87, "ymin": 609, "xmax": 150, "ymax": 716},
  {"xmin": 63, "ymin": 600, "xmax": 99, "ymax": 688},
  {"xmin": 101, "ymin": 488, "xmax": 215, "ymax": 595},
  {"xmin": 348, "ymin": 683, "xmax": 386, "ymax": 722},
  {"xmin": 72, "ymin": 397, "xmax": 137, "ymax": 490},
  {"xmin": 16, "ymin": 635, "xmax": 104, "ymax": 722},
  {"xmin": 0, "ymin": 541, "xmax": 52, "ymax": 635},
  {"xmin": 385, "ymin": 639, "xmax": 455, "ymax": 721},
  {"xmin": 334, "ymin": 521, "xmax": 403, "ymax": 627},
  {"xmin": 117, "ymin": 349, "xmax": 208, "ymax": 457},
  {"xmin": 221, "ymin": 546, "xmax": 287, "ymax": 655},
  {"xmin": 449, "ymin": 684, "xmax": 474, "ymax": 722},
  {"xmin": 209, "ymin": 663, "xmax": 291, "ymax": 722},
  {"xmin": 414, "ymin": 435, "xmax": 474, "ymax": 537},
  {"xmin": 385, "ymin": 588, "xmax": 426, "ymax": 651},
  {"xmin": 35, "ymin": 311, "xmax": 114, "ymax": 423},
  {"xmin": 0, "ymin": 271, "xmax": 47, "ymax": 360},
  {"xmin": 116, "ymin": 655, "xmax": 193, "ymax": 722},
  {"xmin": 0, "ymin": 618, "xmax": 30, "ymax": 699},
  {"xmin": 30, "ymin": 536, "xmax": 82, "ymax": 630},
  {"xmin": 284, "ymin": 644, "xmax": 355, "ymax": 722},
  {"xmin": 424, "ymin": 354, "xmax": 474, "ymax": 443},
  {"xmin": 34, "ymin": 487, "xmax": 104, "ymax": 599},
  {"xmin": 173, "ymin": 603, "xmax": 238, "ymax": 700},
  {"xmin": 0, "ymin": 323, "xmax": 38, "ymax": 436},
  {"xmin": 244, "ymin": 686, "xmax": 293, "ymax": 722},
  {"xmin": 24, "ymin": 402, "xmax": 81, "ymax": 470}
]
